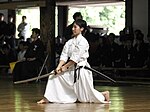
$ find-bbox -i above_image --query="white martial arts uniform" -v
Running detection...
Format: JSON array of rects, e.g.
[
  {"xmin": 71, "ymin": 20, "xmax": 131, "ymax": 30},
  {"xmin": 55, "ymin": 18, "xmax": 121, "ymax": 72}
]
[{"xmin": 44, "ymin": 34, "xmax": 107, "ymax": 103}]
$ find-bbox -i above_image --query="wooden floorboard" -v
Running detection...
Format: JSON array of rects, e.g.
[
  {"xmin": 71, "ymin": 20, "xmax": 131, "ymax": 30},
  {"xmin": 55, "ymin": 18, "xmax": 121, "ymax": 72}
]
[{"xmin": 0, "ymin": 76, "xmax": 150, "ymax": 112}]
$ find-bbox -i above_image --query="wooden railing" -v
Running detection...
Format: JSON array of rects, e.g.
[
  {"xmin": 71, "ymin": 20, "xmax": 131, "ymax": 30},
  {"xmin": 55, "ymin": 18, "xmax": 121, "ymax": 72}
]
[
  {"xmin": 92, "ymin": 66, "xmax": 150, "ymax": 82},
  {"xmin": 92, "ymin": 66, "xmax": 150, "ymax": 71},
  {"xmin": 0, "ymin": 65, "xmax": 9, "ymax": 68}
]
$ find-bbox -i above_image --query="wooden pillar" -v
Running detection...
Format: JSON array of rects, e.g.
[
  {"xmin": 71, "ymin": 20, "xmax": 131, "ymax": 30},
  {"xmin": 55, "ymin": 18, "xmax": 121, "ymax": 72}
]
[
  {"xmin": 148, "ymin": 0, "xmax": 150, "ymax": 37},
  {"xmin": 125, "ymin": 0, "xmax": 133, "ymax": 33},
  {"xmin": 40, "ymin": 0, "xmax": 56, "ymax": 71},
  {"xmin": 58, "ymin": 6, "xmax": 68, "ymax": 37}
]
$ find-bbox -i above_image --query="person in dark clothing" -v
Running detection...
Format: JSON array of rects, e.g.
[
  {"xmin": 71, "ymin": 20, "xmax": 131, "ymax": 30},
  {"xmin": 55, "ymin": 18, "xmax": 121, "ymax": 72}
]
[
  {"xmin": 63, "ymin": 12, "xmax": 83, "ymax": 41},
  {"xmin": 0, "ymin": 13, "xmax": 7, "ymax": 36},
  {"xmin": 13, "ymin": 28, "xmax": 45, "ymax": 82},
  {"xmin": 119, "ymin": 36, "xmax": 134, "ymax": 67},
  {"xmin": 0, "ymin": 44, "xmax": 17, "ymax": 65},
  {"xmin": 101, "ymin": 33, "xmax": 121, "ymax": 67},
  {"xmin": 145, "ymin": 36, "xmax": 150, "ymax": 68},
  {"xmin": 0, "ymin": 13, "xmax": 7, "ymax": 46},
  {"xmin": 5, "ymin": 15, "xmax": 16, "ymax": 49},
  {"xmin": 0, "ymin": 44, "xmax": 17, "ymax": 75},
  {"xmin": 131, "ymin": 32, "xmax": 148, "ymax": 67},
  {"xmin": 86, "ymin": 33, "xmax": 104, "ymax": 66}
]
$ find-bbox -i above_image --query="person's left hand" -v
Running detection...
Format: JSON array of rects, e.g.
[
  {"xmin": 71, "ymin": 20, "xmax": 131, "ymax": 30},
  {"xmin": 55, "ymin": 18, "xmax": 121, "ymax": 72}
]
[{"xmin": 55, "ymin": 67, "xmax": 62, "ymax": 74}]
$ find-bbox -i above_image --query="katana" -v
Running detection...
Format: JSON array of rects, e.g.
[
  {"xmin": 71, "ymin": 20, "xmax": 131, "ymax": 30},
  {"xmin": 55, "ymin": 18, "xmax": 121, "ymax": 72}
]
[
  {"xmin": 14, "ymin": 71, "xmax": 55, "ymax": 84},
  {"xmin": 14, "ymin": 66, "xmax": 116, "ymax": 84}
]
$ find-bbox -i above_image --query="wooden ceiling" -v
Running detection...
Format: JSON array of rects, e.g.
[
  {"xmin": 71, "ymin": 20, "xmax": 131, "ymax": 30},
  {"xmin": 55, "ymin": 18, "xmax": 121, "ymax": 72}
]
[
  {"xmin": 0, "ymin": 0, "xmax": 124, "ymax": 9},
  {"xmin": 0, "ymin": 1, "xmax": 45, "ymax": 9},
  {"xmin": 57, "ymin": 0, "xmax": 124, "ymax": 6}
]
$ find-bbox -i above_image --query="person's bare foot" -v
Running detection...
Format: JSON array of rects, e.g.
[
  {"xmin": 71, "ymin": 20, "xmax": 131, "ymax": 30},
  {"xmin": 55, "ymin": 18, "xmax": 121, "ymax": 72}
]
[
  {"xmin": 102, "ymin": 91, "xmax": 110, "ymax": 103},
  {"xmin": 37, "ymin": 98, "xmax": 49, "ymax": 104}
]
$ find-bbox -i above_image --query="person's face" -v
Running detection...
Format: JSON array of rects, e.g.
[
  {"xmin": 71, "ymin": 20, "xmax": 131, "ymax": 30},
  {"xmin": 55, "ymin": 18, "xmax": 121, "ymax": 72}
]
[
  {"xmin": 31, "ymin": 31, "xmax": 38, "ymax": 40},
  {"xmin": 22, "ymin": 17, "xmax": 26, "ymax": 22},
  {"xmin": 9, "ymin": 17, "xmax": 13, "ymax": 22},
  {"xmin": 0, "ymin": 16, "xmax": 4, "ymax": 21},
  {"xmin": 72, "ymin": 23, "xmax": 83, "ymax": 37},
  {"xmin": 108, "ymin": 35, "xmax": 115, "ymax": 42}
]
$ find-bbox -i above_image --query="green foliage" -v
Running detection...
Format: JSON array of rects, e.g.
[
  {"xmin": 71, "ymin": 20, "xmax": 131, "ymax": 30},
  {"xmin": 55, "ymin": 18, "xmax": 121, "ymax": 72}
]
[
  {"xmin": 16, "ymin": 9, "xmax": 22, "ymax": 15},
  {"xmin": 69, "ymin": 3, "xmax": 125, "ymax": 35}
]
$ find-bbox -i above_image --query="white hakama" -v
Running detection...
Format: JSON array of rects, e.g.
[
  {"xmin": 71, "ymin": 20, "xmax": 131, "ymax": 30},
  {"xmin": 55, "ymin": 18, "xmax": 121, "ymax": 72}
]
[{"xmin": 44, "ymin": 34, "xmax": 107, "ymax": 103}]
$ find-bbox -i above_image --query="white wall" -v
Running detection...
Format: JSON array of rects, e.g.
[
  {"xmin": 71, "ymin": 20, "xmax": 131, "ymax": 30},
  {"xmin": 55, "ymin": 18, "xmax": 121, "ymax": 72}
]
[{"xmin": 133, "ymin": 0, "xmax": 148, "ymax": 40}]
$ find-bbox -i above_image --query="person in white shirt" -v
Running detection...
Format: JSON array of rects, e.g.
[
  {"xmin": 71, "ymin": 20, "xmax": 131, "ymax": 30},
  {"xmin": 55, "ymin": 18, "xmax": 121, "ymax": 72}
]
[
  {"xmin": 17, "ymin": 16, "xmax": 30, "ymax": 40},
  {"xmin": 37, "ymin": 19, "xmax": 110, "ymax": 104}
]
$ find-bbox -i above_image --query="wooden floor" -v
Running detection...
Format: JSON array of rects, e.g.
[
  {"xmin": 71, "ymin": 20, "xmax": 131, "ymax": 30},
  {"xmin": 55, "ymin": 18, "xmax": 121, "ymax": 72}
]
[{"xmin": 0, "ymin": 76, "xmax": 150, "ymax": 112}]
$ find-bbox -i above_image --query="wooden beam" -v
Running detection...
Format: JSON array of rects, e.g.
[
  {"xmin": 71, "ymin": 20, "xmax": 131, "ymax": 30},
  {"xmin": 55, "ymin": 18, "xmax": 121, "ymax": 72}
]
[
  {"xmin": 56, "ymin": 0, "xmax": 124, "ymax": 6},
  {"xmin": 0, "ymin": 0, "xmax": 124, "ymax": 10},
  {"xmin": 0, "ymin": 0, "xmax": 45, "ymax": 9}
]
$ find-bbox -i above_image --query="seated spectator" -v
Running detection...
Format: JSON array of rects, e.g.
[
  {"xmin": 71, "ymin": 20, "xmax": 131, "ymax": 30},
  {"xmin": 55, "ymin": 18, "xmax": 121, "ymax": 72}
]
[
  {"xmin": 119, "ymin": 36, "xmax": 134, "ymax": 67},
  {"xmin": 86, "ymin": 33, "xmax": 103, "ymax": 66},
  {"xmin": 101, "ymin": 33, "xmax": 121, "ymax": 67},
  {"xmin": 0, "ymin": 44, "xmax": 17, "ymax": 74},
  {"xmin": 132, "ymin": 32, "xmax": 148, "ymax": 67},
  {"xmin": 17, "ymin": 41, "xmax": 28, "ymax": 61},
  {"xmin": 145, "ymin": 36, "xmax": 150, "ymax": 68},
  {"xmin": 13, "ymin": 28, "xmax": 45, "ymax": 82},
  {"xmin": 0, "ymin": 44, "xmax": 17, "ymax": 65}
]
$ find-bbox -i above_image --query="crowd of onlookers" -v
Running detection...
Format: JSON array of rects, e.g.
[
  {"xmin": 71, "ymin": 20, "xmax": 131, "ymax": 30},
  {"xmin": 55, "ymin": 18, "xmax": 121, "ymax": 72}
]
[
  {"xmin": 0, "ymin": 27, "xmax": 45, "ymax": 82},
  {"xmin": 0, "ymin": 13, "xmax": 17, "ymax": 72},
  {"xmin": 62, "ymin": 12, "xmax": 150, "ymax": 69},
  {"xmin": 1, "ymin": 11, "xmax": 150, "ymax": 80},
  {"xmin": 56, "ymin": 26, "xmax": 150, "ymax": 70},
  {"xmin": 0, "ymin": 13, "xmax": 45, "ymax": 82},
  {"xmin": 0, "ymin": 13, "xmax": 29, "ymax": 73},
  {"xmin": 86, "ymin": 28, "xmax": 150, "ymax": 69}
]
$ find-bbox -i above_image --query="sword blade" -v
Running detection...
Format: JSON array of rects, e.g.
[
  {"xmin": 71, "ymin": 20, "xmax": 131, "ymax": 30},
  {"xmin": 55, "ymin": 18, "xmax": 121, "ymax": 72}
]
[
  {"xmin": 14, "ymin": 71, "xmax": 55, "ymax": 84},
  {"xmin": 84, "ymin": 66, "xmax": 116, "ymax": 83}
]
